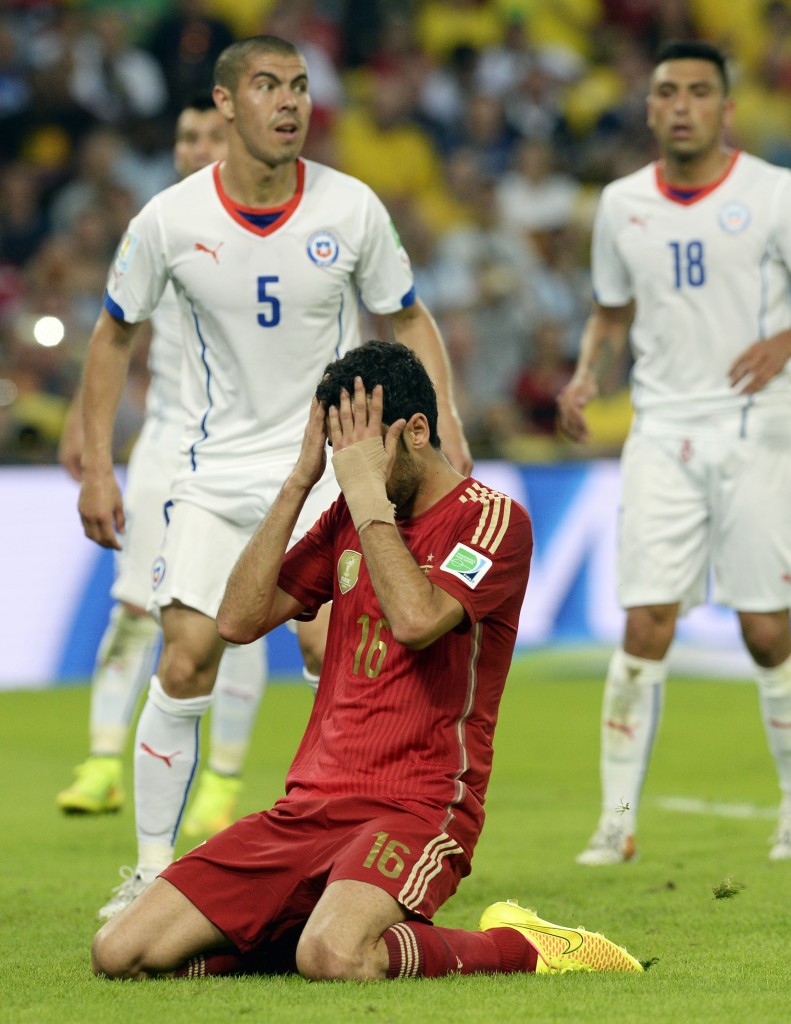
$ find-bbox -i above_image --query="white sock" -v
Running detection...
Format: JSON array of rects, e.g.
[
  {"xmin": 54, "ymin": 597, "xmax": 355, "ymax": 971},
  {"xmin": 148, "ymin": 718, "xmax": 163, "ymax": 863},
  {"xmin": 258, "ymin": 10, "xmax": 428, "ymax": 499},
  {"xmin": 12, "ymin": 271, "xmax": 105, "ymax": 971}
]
[
  {"xmin": 208, "ymin": 639, "xmax": 268, "ymax": 776},
  {"xmin": 134, "ymin": 675, "xmax": 212, "ymax": 869},
  {"xmin": 597, "ymin": 647, "xmax": 668, "ymax": 834},
  {"xmin": 89, "ymin": 605, "xmax": 160, "ymax": 755},
  {"xmin": 754, "ymin": 653, "xmax": 791, "ymax": 801}
]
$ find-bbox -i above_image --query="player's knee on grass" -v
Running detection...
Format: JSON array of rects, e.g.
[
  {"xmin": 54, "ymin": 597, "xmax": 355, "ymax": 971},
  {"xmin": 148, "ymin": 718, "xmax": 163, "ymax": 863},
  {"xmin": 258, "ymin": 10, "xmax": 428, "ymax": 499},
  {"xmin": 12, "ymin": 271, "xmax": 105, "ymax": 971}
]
[
  {"xmin": 92, "ymin": 925, "xmax": 145, "ymax": 980},
  {"xmin": 296, "ymin": 929, "xmax": 380, "ymax": 981}
]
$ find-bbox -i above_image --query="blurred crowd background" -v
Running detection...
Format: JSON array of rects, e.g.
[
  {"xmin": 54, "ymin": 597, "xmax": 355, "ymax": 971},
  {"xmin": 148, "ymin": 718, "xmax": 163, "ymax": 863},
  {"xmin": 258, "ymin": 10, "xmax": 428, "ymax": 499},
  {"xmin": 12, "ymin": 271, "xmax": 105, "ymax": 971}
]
[{"xmin": 1, "ymin": 0, "xmax": 789, "ymax": 466}]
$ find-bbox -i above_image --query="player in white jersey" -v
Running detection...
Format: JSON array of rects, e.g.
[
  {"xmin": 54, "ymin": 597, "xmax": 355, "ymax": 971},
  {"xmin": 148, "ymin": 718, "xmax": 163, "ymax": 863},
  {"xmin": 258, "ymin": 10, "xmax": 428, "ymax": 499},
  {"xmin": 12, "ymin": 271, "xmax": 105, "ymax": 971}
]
[
  {"xmin": 77, "ymin": 36, "xmax": 471, "ymax": 920},
  {"xmin": 57, "ymin": 97, "xmax": 268, "ymax": 839},
  {"xmin": 558, "ymin": 40, "xmax": 791, "ymax": 865}
]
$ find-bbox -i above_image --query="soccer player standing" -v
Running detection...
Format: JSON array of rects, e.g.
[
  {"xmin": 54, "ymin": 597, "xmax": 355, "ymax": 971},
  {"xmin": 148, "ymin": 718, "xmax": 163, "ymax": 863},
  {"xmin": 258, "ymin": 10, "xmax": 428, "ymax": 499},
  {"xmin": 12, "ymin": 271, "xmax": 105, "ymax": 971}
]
[
  {"xmin": 56, "ymin": 96, "xmax": 268, "ymax": 839},
  {"xmin": 77, "ymin": 35, "xmax": 472, "ymax": 919},
  {"xmin": 557, "ymin": 40, "xmax": 791, "ymax": 865},
  {"xmin": 90, "ymin": 340, "xmax": 643, "ymax": 980}
]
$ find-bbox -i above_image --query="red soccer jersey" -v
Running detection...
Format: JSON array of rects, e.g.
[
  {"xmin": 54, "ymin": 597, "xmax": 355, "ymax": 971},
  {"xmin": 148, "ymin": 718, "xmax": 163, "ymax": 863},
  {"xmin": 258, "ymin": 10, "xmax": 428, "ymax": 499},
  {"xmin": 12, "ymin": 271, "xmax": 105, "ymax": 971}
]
[{"xmin": 277, "ymin": 476, "xmax": 532, "ymax": 856}]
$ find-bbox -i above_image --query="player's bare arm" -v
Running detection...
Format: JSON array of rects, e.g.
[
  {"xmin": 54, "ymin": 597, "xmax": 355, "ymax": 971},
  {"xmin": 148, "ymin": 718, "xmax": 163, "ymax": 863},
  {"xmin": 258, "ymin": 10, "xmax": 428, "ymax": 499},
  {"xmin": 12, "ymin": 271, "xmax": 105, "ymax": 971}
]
[
  {"xmin": 217, "ymin": 397, "xmax": 327, "ymax": 645},
  {"xmin": 58, "ymin": 388, "xmax": 84, "ymax": 482},
  {"xmin": 557, "ymin": 301, "xmax": 633, "ymax": 443},
  {"xmin": 79, "ymin": 309, "xmax": 142, "ymax": 550},
  {"xmin": 728, "ymin": 328, "xmax": 791, "ymax": 394},
  {"xmin": 329, "ymin": 378, "xmax": 465, "ymax": 649},
  {"xmin": 386, "ymin": 299, "xmax": 473, "ymax": 475}
]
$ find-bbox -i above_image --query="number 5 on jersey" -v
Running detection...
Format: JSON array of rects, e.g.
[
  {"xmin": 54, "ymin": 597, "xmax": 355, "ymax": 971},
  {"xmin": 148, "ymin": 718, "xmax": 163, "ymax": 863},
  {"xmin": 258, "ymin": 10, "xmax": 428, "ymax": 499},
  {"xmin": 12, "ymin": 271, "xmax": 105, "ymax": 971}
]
[{"xmin": 258, "ymin": 275, "xmax": 281, "ymax": 326}]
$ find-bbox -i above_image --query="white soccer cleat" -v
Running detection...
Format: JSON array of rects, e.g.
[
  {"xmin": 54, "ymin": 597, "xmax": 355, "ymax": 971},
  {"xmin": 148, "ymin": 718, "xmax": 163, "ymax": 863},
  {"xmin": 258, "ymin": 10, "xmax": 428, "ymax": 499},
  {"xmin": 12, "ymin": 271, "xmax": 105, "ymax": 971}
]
[
  {"xmin": 97, "ymin": 866, "xmax": 155, "ymax": 921},
  {"xmin": 769, "ymin": 801, "xmax": 791, "ymax": 861},
  {"xmin": 576, "ymin": 821, "xmax": 637, "ymax": 866}
]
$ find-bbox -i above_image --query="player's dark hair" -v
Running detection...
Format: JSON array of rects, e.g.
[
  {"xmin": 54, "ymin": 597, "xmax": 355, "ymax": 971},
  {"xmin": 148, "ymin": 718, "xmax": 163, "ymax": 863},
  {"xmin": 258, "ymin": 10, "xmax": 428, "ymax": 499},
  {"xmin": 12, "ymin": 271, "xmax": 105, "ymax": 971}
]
[
  {"xmin": 214, "ymin": 35, "xmax": 303, "ymax": 92},
  {"xmin": 316, "ymin": 341, "xmax": 441, "ymax": 448},
  {"xmin": 654, "ymin": 40, "xmax": 730, "ymax": 94}
]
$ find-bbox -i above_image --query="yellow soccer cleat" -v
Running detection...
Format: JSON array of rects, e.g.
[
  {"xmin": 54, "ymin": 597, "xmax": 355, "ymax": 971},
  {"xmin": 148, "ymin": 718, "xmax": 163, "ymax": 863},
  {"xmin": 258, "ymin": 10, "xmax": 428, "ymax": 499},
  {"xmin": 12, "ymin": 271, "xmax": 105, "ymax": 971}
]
[
  {"xmin": 182, "ymin": 768, "xmax": 242, "ymax": 837},
  {"xmin": 480, "ymin": 900, "xmax": 643, "ymax": 974},
  {"xmin": 56, "ymin": 756, "xmax": 124, "ymax": 814}
]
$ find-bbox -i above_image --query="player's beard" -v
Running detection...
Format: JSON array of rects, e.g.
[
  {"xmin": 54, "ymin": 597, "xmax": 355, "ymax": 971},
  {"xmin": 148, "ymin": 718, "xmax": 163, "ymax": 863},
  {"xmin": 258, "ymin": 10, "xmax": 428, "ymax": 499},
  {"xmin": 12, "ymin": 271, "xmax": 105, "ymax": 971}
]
[{"xmin": 386, "ymin": 442, "xmax": 422, "ymax": 515}]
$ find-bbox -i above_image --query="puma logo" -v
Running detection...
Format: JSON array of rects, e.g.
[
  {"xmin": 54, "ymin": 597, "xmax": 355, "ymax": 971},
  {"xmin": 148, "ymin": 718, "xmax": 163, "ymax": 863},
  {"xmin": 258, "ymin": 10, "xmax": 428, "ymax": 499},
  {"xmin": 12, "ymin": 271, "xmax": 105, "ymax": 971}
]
[
  {"xmin": 194, "ymin": 241, "xmax": 224, "ymax": 263},
  {"xmin": 139, "ymin": 742, "xmax": 181, "ymax": 767},
  {"xmin": 606, "ymin": 719, "xmax": 636, "ymax": 739}
]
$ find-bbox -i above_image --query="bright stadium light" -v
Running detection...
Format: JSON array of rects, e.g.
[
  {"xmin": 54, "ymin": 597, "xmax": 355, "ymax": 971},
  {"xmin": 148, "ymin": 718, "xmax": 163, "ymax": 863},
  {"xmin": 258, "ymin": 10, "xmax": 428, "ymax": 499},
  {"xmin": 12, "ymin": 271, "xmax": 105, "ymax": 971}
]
[{"xmin": 33, "ymin": 315, "xmax": 65, "ymax": 348}]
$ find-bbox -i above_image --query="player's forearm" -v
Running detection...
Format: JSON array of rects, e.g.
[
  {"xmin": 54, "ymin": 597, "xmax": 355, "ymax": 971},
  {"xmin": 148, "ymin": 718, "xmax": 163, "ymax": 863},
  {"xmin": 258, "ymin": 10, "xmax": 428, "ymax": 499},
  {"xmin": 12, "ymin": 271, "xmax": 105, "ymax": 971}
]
[
  {"xmin": 80, "ymin": 311, "xmax": 137, "ymax": 474},
  {"xmin": 572, "ymin": 304, "xmax": 632, "ymax": 384},
  {"xmin": 360, "ymin": 523, "xmax": 462, "ymax": 649},
  {"xmin": 217, "ymin": 477, "xmax": 310, "ymax": 644}
]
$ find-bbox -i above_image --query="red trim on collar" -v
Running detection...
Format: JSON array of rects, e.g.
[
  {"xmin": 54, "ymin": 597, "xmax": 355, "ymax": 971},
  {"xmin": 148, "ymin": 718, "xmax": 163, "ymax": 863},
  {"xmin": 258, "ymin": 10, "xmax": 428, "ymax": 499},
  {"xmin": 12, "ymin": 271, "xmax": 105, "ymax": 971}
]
[
  {"xmin": 213, "ymin": 159, "xmax": 305, "ymax": 235},
  {"xmin": 655, "ymin": 150, "xmax": 740, "ymax": 205}
]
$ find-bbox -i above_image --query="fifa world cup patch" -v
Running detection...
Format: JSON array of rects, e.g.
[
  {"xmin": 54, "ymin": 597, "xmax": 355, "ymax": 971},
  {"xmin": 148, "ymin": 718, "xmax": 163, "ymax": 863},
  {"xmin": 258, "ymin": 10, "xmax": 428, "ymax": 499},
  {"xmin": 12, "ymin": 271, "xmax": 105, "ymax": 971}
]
[
  {"xmin": 440, "ymin": 543, "xmax": 492, "ymax": 589},
  {"xmin": 337, "ymin": 549, "xmax": 362, "ymax": 594},
  {"xmin": 114, "ymin": 231, "xmax": 139, "ymax": 273}
]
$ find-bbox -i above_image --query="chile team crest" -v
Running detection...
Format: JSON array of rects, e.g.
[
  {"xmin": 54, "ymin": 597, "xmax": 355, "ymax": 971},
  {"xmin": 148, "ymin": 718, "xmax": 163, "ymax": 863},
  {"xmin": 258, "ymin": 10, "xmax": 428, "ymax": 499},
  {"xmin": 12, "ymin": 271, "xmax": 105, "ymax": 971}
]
[
  {"xmin": 307, "ymin": 230, "xmax": 340, "ymax": 266},
  {"xmin": 718, "ymin": 202, "xmax": 750, "ymax": 233}
]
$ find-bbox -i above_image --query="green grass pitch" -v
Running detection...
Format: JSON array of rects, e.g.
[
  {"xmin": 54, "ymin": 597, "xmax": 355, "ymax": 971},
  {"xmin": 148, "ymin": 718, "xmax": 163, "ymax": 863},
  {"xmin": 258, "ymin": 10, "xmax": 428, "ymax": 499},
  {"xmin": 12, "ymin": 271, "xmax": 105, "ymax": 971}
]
[{"xmin": 2, "ymin": 649, "xmax": 790, "ymax": 1023}]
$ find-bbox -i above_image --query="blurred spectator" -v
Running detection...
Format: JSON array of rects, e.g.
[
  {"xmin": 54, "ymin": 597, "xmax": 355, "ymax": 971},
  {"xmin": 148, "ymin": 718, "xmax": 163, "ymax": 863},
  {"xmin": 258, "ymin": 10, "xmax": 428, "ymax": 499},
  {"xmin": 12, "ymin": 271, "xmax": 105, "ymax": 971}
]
[
  {"xmin": 146, "ymin": 0, "xmax": 234, "ymax": 117},
  {"xmin": 334, "ymin": 70, "xmax": 443, "ymax": 206},
  {"xmin": 439, "ymin": 173, "xmax": 538, "ymax": 455},
  {"xmin": 496, "ymin": 137, "xmax": 582, "ymax": 239},
  {"xmin": 476, "ymin": 11, "xmax": 537, "ymax": 98},
  {"xmin": 506, "ymin": 0, "xmax": 601, "ymax": 66},
  {"xmin": 757, "ymin": 1, "xmax": 791, "ymax": 91},
  {"xmin": 528, "ymin": 223, "xmax": 593, "ymax": 361},
  {"xmin": 417, "ymin": 146, "xmax": 483, "ymax": 235},
  {"xmin": 0, "ymin": 14, "xmax": 34, "ymax": 161},
  {"xmin": 356, "ymin": 5, "xmax": 430, "ymax": 86},
  {"xmin": 32, "ymin": 7, "xmax": 168, "ymax": 129},
  {"xmin": 386, "ymin": 196, "xmax": 475, "ymax": 318},
  {"xmin": 416, "ymin": 0, "xmax": 505, "ymax": 64},
  {"xmin": 48, "ymin": 127, "xmax": 161, "ymax": 234},
  {"xmin": 513, "ymin": 319, "xmax": 574, "ymax": 436},
  {"xmin": 340, "ymin": 0, "xmax": 389, "ymax": 68},
  {"xmin": 568, "ymin": 31, "xmax": 655, "ymax": 182},
  {"xmin": 418, "ymin": 43, "xmax": 481, "ymax": 144},
  {"xmin": 0, "ymin": 161, "xmax": 50, "ymax": 268},
  {"xmin": 599, "ymin": 0, "xmax": 698, "ymax": 59},
  {"xmin": 436, "ymin": 92, "xmax": 519, "ymax": 175},
  {"xmin": 501, "ymin": 51, "xmax": 572, "ymax": 143}
]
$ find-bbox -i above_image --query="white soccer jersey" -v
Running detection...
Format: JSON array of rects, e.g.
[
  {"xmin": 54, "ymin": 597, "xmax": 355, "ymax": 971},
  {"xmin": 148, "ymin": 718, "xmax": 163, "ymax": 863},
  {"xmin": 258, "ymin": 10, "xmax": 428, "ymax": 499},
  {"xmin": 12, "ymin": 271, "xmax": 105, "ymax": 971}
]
[
  {"xmin": 144, "ymin": 283, "xmax": 183, "ymax": 424},
  {"xmin": 105, "ymin": 158, "xmax": 415, "ymax": 521},
  {"xmin": 592, "ymin": 151, "xmax": 791, "ymax": 417}
]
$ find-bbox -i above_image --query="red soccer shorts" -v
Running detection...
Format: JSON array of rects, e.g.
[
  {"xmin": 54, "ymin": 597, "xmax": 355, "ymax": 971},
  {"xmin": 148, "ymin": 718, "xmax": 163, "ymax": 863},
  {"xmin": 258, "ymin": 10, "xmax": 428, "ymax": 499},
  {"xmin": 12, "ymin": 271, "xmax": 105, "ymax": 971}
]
[{"xmin": 162, "ymin": 794, "xmax": 471, "ymax": 952}]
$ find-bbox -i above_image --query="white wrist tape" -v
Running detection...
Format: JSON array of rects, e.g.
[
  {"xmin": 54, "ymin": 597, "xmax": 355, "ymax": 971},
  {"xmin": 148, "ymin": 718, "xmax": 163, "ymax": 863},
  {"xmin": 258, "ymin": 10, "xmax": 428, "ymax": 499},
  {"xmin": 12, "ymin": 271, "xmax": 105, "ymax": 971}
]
[{"xmin": 332, "ymin": 437, "xmax": 396, "ymax": 534}]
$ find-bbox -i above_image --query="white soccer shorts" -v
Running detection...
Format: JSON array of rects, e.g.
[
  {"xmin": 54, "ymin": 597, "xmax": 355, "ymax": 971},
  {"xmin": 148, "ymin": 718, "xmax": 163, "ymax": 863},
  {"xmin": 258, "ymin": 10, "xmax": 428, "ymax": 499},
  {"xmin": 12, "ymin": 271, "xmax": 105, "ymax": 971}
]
[
  {"xmin": 618, "ymin": 420, "xmax": 791, "ymax": 613},
  {"xmin": 111, "ymin": 415, "xmax": 181, "ymax": 609},
  {"xmin": 148, "ymin": 467, "xmax": 339, "ymax": 621}
]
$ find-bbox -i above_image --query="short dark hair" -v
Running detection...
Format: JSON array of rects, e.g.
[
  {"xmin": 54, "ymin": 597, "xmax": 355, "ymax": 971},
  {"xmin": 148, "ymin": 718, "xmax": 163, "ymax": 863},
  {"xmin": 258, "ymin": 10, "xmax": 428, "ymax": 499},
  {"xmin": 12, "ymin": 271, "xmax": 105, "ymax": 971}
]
[
  {"xmin": 654, "ymin": 40, "xmax": 730, "ymax": 94},
  {"xmin": 214, "ymin": 35, "xmax": 302, "ymax": 92},
  {"xmin": 316, "ymin": 341, "xmax": 441, "ymax": 448}
]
